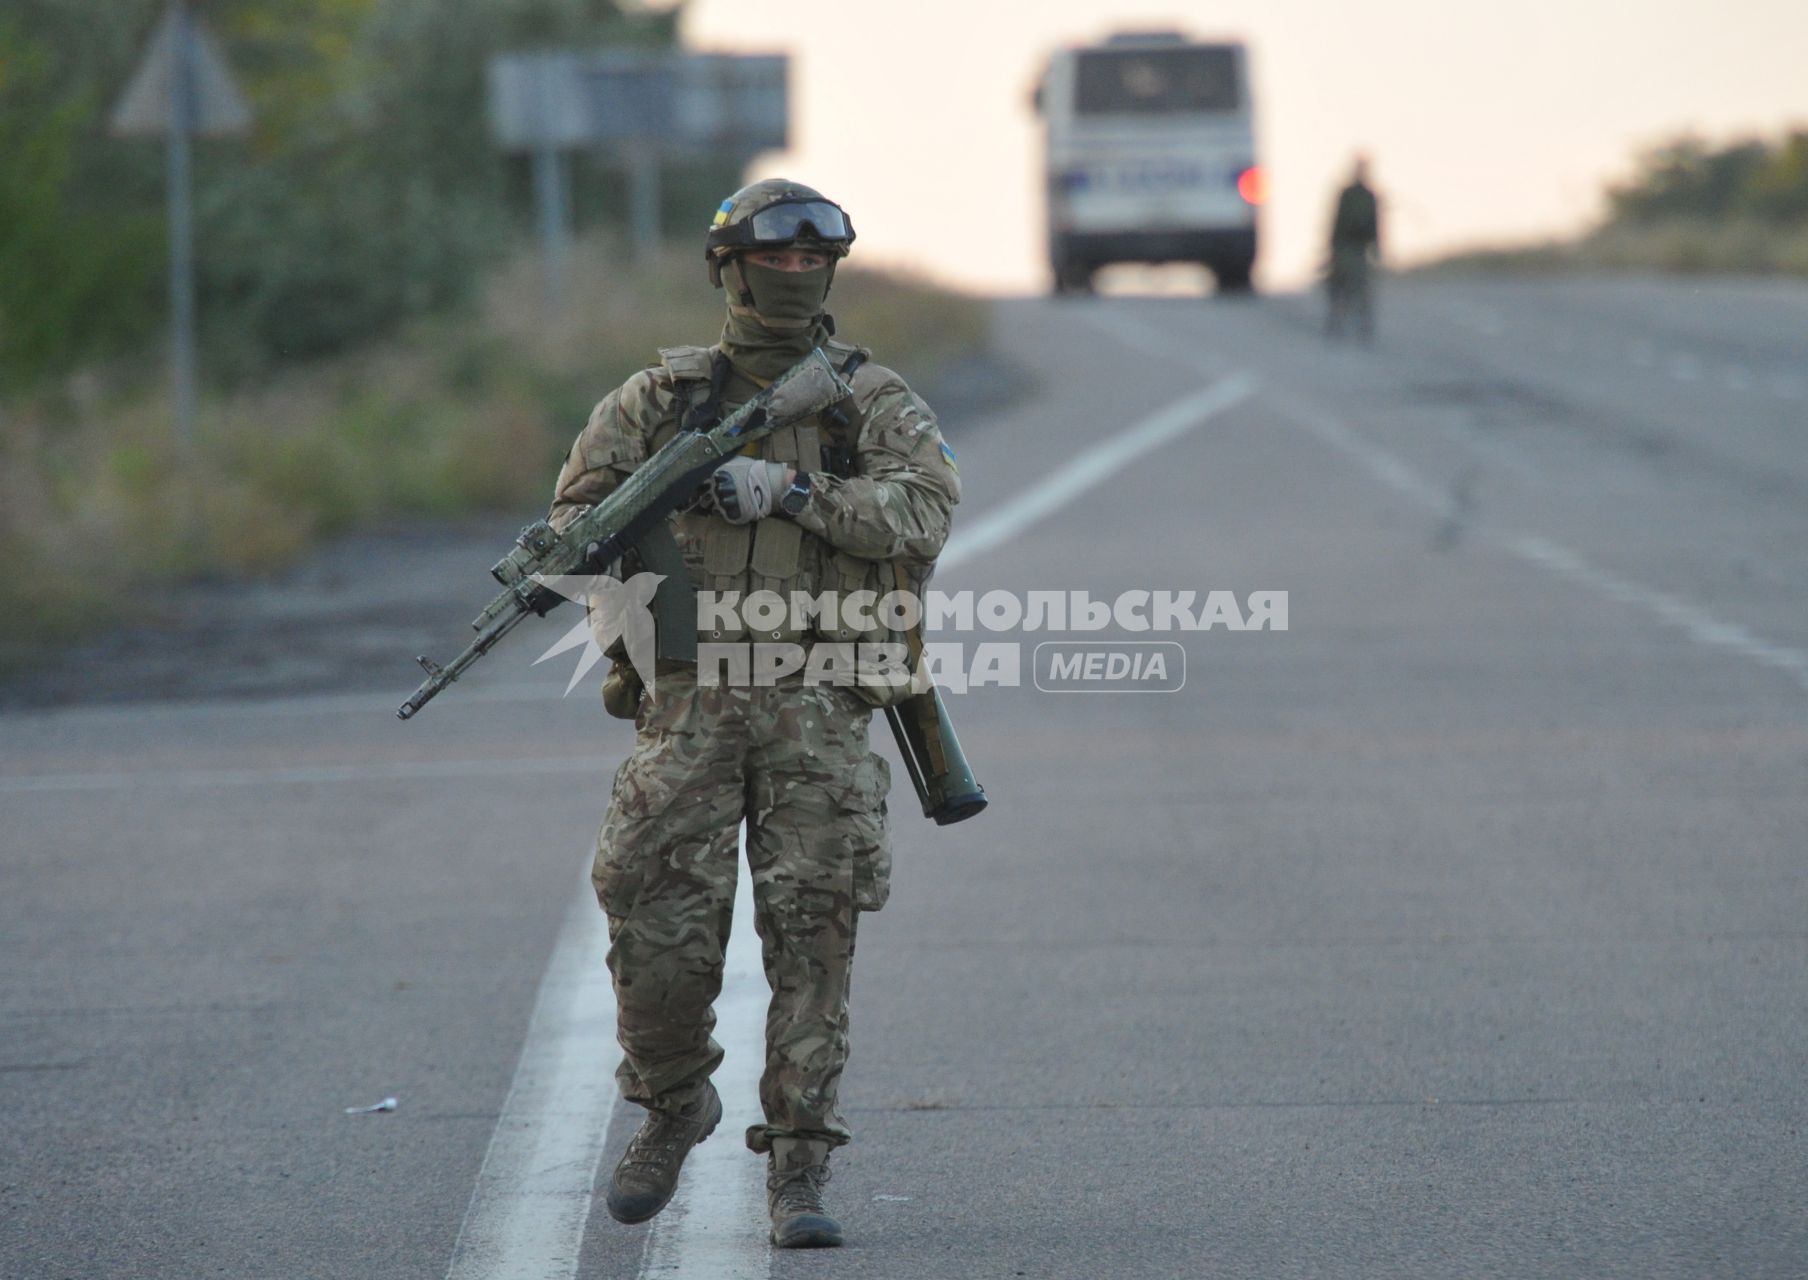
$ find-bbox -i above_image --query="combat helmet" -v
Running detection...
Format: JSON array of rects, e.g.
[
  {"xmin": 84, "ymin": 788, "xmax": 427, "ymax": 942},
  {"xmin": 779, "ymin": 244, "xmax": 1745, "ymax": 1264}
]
[{"xmin": 705, "ymin": 179, "xmax": 856, "ymax": 294}]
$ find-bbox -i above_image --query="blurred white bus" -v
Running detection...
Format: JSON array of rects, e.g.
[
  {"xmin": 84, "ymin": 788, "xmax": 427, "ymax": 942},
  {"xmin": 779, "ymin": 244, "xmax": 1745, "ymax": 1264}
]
[{"xmin": 1034, "ymin": 32, "xmax": 1263, "ymax": 294}]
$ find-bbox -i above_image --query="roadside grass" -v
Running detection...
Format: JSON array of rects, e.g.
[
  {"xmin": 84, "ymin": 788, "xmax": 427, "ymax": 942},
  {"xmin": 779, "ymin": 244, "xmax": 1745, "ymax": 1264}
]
[
  {"xmin": 0, "ymin": 239, "xmax": 987, "ymax": 672},
  {"xmin": 1417, "ymin": 218, "xmax": 1808, "ymax": 278}
]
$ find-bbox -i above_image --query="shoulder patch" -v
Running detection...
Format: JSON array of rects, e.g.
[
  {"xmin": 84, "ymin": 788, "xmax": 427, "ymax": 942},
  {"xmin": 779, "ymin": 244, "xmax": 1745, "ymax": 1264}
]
[{"xmin": 939, "ymin": 439, "xmax": 959, "ymax": 473}]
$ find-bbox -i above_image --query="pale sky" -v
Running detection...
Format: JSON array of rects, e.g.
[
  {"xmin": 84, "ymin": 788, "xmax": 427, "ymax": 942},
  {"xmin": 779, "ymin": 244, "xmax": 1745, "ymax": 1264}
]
[{"xmin": 670, "ymin": 0, "xmax": 1808, "ymax": 293}]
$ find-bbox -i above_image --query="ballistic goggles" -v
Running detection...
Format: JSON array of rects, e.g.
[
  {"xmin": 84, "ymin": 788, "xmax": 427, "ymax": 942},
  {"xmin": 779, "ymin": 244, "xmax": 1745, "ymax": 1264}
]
[{"xmin": 708, "ymin": 199, "xmax": 856, "ymax": 253}]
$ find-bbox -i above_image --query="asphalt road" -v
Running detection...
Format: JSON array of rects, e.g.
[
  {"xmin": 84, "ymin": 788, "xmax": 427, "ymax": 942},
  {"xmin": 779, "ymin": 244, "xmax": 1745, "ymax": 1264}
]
[{"xmin": 3, "ymin": 275, "xmax": 1805, "ymax": 1279}]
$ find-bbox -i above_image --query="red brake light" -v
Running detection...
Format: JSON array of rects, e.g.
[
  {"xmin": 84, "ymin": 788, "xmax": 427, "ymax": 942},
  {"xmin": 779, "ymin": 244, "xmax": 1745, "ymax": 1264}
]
[{"xmin": 1236, "ymin": 166, "xmax": 1267, "ymax": 205}]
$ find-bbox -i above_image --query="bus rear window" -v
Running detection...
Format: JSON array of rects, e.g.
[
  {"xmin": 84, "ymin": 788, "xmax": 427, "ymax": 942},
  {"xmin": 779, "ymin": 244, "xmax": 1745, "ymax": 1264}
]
[{"xmin": 1075, "ymin": 47, "xmax": 1240, "ymax": 115}]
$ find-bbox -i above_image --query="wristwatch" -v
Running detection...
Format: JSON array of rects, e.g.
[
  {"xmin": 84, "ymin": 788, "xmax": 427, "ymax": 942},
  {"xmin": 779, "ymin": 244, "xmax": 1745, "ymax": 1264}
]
[{"xmin": 778, "ymin": 472, "xmax": 813, "ymax": 517}]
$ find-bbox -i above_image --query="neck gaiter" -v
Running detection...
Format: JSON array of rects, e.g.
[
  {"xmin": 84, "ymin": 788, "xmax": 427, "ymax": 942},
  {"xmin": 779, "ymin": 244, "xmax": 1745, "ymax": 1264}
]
[{"xmin": 720, "ymin": 261, "xmax": 833, "ymax": 383}]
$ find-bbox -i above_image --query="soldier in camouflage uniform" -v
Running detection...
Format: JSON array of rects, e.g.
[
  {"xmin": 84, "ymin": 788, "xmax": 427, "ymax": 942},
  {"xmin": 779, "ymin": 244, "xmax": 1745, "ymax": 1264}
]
[
  {"xmin": 1326, "ymin": 155, "xmax": 1382, "ymax": 343},
  {"xmin": 545, "ymin": 179, "xmax": 961, "ymax": 1248}
]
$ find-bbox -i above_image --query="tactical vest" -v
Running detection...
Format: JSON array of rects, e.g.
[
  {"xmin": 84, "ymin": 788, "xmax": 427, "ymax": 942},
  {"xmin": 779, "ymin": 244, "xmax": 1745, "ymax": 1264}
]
[{"xmin": 636, "ymin": 341, "xmax": 887, "ymax": 661}]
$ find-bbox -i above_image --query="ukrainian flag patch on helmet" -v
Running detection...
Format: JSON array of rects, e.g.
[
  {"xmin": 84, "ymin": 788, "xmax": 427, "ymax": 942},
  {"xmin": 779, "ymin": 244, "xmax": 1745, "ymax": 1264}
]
[
  {"xmin": 712, "ymin": 199, "xmax": 734, "ymax": 227},
  {"xmin": 939, "ymin": 440, "xmax": 958, "ymax": 473}
]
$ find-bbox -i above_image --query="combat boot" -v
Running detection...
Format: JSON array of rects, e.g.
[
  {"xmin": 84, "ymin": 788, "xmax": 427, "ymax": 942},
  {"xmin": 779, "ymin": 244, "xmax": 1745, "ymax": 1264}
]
[
  {"xmin": 604, "ymin": 1082, "xmax": 722, "ymax": 1224},
  {"xmin": 767, "ymin": 1154, "xmax": 842, "ymax": 1248}
]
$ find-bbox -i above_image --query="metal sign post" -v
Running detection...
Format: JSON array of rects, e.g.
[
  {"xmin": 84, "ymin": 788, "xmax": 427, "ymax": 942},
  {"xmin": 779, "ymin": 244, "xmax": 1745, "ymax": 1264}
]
[
  {"xmin": 490, "ymin": 52, "xmax": 588, "ymax": 311},
  {"xmin": 532, "ymin": 142, "xmax": 572, "ymax": 309},
  {"xmin": 575, "ymin": 52, "xmax": 677, "ymax": 265},
  {"xmin": 165, "ymin": 2, "xmax": 198, "ymax": 449},
  {"xmin": 111, "ymin": 2, "xmax": 251, "ymax": 449},
  {"xmin": 625, "ymin": 140, "xmax": 661, "ymax": 261}
]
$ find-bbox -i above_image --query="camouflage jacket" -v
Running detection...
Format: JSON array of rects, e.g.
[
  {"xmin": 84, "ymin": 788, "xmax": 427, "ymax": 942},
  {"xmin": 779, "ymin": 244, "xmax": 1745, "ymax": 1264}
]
[{"xmin": 546, "ymin": 341, "xmax": 961, "ymax": 650}]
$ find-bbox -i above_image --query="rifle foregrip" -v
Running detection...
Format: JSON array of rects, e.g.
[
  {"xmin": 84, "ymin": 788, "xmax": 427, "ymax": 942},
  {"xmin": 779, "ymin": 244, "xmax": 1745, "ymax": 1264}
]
[{"xmin": 396, "ymin": 349, "xmax": 851, "ymax": 722}]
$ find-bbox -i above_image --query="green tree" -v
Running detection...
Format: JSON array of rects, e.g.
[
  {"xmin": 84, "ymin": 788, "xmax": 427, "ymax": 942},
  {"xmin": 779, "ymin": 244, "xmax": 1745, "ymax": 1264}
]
[
  {"xmin": 0, "ymin": 14, "xmax": 163, "ymax": 389},
  {"xmin": 1740, "ymin": 130, "xmax": 1808, "ymax": 224},
  {"xmin": 1608, "ymin": 130, "xmax": 1808, "ymax": 228},
  {"xmin": 1, "ymin": 0, "xmax": 702, "ymax": 388},
  {"xmin": 195, "ymin": 0, "xmax": 679, "ymax": 375}
]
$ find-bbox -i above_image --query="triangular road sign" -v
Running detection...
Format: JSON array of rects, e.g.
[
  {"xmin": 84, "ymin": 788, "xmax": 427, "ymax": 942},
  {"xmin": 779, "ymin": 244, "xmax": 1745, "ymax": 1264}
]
[{"xmin": 110, "ymin": 4, "xmax": 253, "ymax": 139}]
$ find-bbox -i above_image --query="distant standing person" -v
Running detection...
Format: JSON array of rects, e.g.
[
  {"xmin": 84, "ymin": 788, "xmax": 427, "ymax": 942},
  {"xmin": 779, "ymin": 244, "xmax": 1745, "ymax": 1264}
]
[{"xmin": 1326, "ymin": 156, "xmax": 1382, "ymax": 343}]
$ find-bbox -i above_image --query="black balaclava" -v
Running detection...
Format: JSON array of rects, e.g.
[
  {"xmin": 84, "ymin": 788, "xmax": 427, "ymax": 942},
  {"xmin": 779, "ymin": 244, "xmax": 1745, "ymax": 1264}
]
[{"xmin": 719, "ymin": 258, "xmax": 834, "ymax": 385}]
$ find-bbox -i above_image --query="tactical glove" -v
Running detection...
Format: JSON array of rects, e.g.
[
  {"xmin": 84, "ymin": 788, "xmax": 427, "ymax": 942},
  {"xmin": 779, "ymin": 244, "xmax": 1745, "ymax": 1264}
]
[{"xmin": 711, "ymin": 457, "xmax": 790, "ymax": 524}]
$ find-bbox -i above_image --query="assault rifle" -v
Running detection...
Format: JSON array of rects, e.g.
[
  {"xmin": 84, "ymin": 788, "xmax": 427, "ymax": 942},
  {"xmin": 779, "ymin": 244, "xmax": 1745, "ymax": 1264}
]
[{"xmin": 395, "ymin": 347, "xmax": 986, "ymax": 826}]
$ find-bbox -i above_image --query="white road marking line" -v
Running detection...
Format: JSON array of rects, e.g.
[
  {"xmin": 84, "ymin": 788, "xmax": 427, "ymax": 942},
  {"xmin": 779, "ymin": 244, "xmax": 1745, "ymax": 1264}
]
[
  {"xmin": 0, "ymin": 754, "xmax": 613, "ymax": 795},
  {"xmin": 1509, "ymin": 535, "xmax": 1808, "ymax": 693},
  {"xmin": 1078, "ymin": 306, "xmax": 1233, "ymax": 380},
  {"xmin": 640, "ymin": 828, "xmax": 769, "ymax": 1279},
  {"xmin": 444, "ymin": 881, "xmax": 618, "ymax": 1280},
  {"xmin": 1434, "ymin": 411, "xmax": 1544, "ymax": 486},
  {"xmin": 939, "ymin": 374, "xmax": 1255, "ymax": 570},
  {"xmin": 1285, "ymin": 392, "xmax": 1808, "ymax": 696},
  {"xmin": 1081, "ymin": 306, "xmax": 1457, "ymax": 521},
  {"xmin": 1092, "ymin": 304, "xmax": 1808, "ymax": 698},
  {"xmin": 1276, "ymin": 396, "xmax": 1453, "ymax": 515},
  {"xmin": 1284, "ymin": 397, "xmax": 1808, "ymax": 696},
  {"xmin": 433, "ymin": 364, "xmax": 1259, "ymax": 1280}
]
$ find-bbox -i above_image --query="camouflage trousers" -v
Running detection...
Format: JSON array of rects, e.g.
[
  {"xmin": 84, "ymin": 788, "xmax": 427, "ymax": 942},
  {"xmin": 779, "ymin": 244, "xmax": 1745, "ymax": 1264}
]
[{"xmin": 592, "ymin": 668, "xmax": 892, "ymax": 1163}]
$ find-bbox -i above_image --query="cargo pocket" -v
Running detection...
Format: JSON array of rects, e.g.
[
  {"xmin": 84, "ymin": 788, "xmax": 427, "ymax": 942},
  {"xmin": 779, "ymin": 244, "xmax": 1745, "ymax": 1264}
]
[
  {"xmin": 748, "ymin": 518, "xmax": 805, "ymax": 643},
  {"xmin": 846, "ymin": 753, "xmax": 893, "ymax": 912},
  {"xmin": 592, "ymin": 781, "xmax": 645, "ymax": 922},
  {"xmin": 591, "ymin": 730, "xmax": 685, "ymax": 919},
  {"xmin": 829, "ymin": 554, "xmax": 916, "ymax": 709},
  {"xmin": 591, "ymin": 826, "xmax": 641, "ymax": 922},
  {"xmin": 815, "ymin": 551, "xmax": 883, "ymax": 644},
  {"xmin": 697, "ymin": 520, "xmax": 752, "ymax": 642}
]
